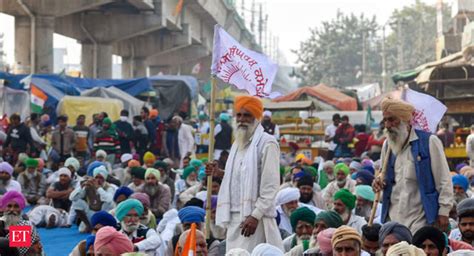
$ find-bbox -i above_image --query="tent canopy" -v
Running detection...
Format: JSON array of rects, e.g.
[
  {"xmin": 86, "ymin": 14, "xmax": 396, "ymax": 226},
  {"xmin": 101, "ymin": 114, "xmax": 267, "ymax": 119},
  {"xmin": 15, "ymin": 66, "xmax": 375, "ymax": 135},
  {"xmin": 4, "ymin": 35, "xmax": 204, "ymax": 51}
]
[
  {"xmin": 273, "ymin": 83, "xmax": 357, "ymax": 111},
  {"xmin": 81, "ymin": 87, "xmax": 146, "ymax": 118},
  {"xmin": 0, "ymin": 72, "xmax": 152, "ymax": 96},
  {"xmin": 264, "ymin": 100, "xmax": 315, "ymax": 111}
]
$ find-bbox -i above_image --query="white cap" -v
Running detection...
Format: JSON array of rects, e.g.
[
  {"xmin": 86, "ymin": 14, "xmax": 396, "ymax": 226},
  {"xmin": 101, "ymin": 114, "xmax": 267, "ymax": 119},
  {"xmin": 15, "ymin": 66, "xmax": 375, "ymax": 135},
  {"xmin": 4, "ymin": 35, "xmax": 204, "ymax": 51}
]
[
  {"xmin": 95, "ymin": 150, "xmax": 107, "ymax": 158},
  {"xmin": 263, "ymin": 110, "xmax": 272, "ymax": 117},
  {"xmin": 57, "ymin": 167, "xmax": 72, "ymax": 178},
  {"xmin": 120, "ymin": 153, "xmax": 133, "ymax": 163}
]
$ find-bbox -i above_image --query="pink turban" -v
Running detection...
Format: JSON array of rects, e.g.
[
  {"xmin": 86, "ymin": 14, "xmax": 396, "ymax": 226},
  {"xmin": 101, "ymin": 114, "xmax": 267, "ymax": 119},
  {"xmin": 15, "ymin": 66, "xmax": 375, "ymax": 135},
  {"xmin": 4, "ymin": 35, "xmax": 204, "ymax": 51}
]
[
  {"xmin": 0, "ymin": 191, "xmax": 26, "ymax": 210},
  {"xmin": 130, "ymin": 192, "xmax": 150, "ymax": 208},
  {"xmin": 318, "ymin": 228, "xmax": 336, "ymax": 254},
  {"xmin": 37, "ymin": 158, "xmax": 44, "ymax": 169},
  {"xmin": 94, "ymin": 226, "xmax": 133, "ymax": 255},
  {"xmin": 234, "ymin": 95, "xmax": 263, "ymax": 120}
]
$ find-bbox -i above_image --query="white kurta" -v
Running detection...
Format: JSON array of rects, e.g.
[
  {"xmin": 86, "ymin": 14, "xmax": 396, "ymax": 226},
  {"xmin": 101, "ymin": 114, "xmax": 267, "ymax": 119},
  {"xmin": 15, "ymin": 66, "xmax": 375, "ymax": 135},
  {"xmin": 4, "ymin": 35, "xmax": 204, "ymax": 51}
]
[
  {"xmin": 381, "ymin": 128, "xmax": 453, "ymax": 234},
  {"xmin": 178, "ymin": 123, "xmax": 195, "ymax": 163},
  {"xmin": 218, "ymin": 127, "xmax": 283, "ymax": 252}
]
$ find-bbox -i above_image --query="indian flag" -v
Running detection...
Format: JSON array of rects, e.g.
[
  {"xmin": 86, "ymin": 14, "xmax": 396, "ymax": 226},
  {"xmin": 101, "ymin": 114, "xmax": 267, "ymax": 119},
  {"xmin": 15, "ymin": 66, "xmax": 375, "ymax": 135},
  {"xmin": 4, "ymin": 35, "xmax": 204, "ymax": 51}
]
[{"xmin": 30, "ymin": 85, "xmax": 47, "ymax": 113}]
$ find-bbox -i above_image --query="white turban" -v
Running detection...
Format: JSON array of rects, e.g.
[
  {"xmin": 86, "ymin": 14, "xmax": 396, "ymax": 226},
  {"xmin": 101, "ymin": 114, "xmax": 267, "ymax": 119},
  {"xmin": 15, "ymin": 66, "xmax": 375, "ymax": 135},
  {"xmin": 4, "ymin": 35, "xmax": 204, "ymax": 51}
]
[
  {"xmin": 448, "ymin": 250, "xmax": 474, "ymax": 256},
  {"xmin": 263, "ymin": 110, "xmax": 272, "ymax": 117},
  {"xmin": 226, "ymin": 248, "xmax": 251, "ymax": 256},
  {"xmin": 95, "ymin": 150, "xmax": 107, "ymax": 158},
  {"xmin": 386, "ymin": 241, "xmax": 426, "ymax": 256},
  {"xmin": 120, "ymin": 153, "xmax": 133, "ymax": 163},
  {"xmin": 323, "ymin": 161, "xmax": 335, "ymax": 169},
  {"xmin": 251, "ymin": 243, "xmax": 284, "ymax": 256},
  {"xmin": 57, "ymin": 167, "xmax": 71, "ymax": 178},
  {"xmin": 275, "ymin": 187, "xmax": 300, "ymax": 206}
]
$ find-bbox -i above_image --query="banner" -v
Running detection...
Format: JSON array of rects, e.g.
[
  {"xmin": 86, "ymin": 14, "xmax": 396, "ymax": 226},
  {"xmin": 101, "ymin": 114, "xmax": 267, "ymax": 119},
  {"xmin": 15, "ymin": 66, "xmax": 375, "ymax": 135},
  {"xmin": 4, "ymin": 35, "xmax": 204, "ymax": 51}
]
[
  {"xmin": 404, "ymin": 88, "xmax": 447, "ymax": 133},
  {"xmin": 211, "ymin": 25, "xmax": 279, "ymax": 98}
]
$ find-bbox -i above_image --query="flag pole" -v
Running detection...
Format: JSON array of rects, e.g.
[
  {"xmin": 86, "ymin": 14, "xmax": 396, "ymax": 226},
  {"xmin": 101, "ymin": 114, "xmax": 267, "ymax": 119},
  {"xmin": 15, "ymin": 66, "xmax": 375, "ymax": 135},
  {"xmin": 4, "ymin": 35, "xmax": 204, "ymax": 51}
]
[
  {"xmin": 368, "ymin": 146, "xmax": 391, "ymax": 226},
  {"xmin": 205, "ymin": 75, "xmax": 217, "ymax": 239}
]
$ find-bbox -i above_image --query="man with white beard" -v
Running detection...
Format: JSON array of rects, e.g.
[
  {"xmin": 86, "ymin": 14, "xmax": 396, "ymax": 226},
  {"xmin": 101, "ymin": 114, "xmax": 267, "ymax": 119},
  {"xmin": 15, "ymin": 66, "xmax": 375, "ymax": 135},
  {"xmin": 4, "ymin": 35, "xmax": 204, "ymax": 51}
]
[
  {"xmin": 216, "ymin": 95, "xmax": 283, "ymax": 252},
  {"xmin": 282, "ymin": 206, "xmax": 316, "ymax": 252},
  {"xmin": 332, "ymin": 188, "xmax": 366, "ymax": 234},
  {"xmin": 0, "ymin": 191, "xmax": 27, "ymax": 235},
  {"xmin": 354, "ymin": 185, "xmax": 381, "ymax": 223},
  {"xmin": 0, "ymin": 162, "xmax": 21, "ymax": 193},
  {"xmin": 275, "ymin": 187, "xmax": 301, "ymax": 235},
  {"xmin": 373, "ymin": 97, "xmax": 453, "ymax": 234},
  {"xmin": 116, "ymin": 198, "xmax": 162, "ymax": 255},
  {"xmin": 323, "ymin": 163, "xmax": 356, "ymax": 209}
]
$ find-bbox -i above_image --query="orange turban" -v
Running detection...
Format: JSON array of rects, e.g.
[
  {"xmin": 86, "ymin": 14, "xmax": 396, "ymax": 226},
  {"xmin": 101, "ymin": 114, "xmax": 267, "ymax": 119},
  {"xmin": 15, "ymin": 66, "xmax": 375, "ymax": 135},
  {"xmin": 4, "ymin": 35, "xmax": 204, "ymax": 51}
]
[
  {"xmin": 149, "ymin": 109, "xmax": 159, "ymax": 119},
  {"xmin": 234, "ymin": 95, "xmax": 263, "ymax": 119},
  {"xmin": 381, "ymin": 97, "xmax": 414, "ymax": 122}
]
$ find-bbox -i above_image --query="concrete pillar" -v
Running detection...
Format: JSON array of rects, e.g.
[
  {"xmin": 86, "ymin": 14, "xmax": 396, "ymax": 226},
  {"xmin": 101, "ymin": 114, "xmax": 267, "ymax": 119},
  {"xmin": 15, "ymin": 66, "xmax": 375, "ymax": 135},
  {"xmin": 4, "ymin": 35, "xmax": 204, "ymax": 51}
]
[
  {"xmin": 81, "ymin": 43, "xmax": 112, "ymax": 78},
  {"xmin": 122, "ymin": 57, "xmax": 147, "ymax": 78},
  {"xmin": 15, "ymin": 15, "xmax": 54, "ymax": 74}
]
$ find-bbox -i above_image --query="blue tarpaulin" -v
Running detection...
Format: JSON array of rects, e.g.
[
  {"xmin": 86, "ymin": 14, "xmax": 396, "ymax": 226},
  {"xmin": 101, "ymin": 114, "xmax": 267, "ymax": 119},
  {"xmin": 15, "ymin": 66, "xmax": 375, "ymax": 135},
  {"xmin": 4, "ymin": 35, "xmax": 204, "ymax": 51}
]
[
  {"xmin": 0, "ymin": 72, "xmax": 199, "ymax": 120},
  {"xmin": 0, "ymin": 72, "xmax": 152, "ymax": 96}
]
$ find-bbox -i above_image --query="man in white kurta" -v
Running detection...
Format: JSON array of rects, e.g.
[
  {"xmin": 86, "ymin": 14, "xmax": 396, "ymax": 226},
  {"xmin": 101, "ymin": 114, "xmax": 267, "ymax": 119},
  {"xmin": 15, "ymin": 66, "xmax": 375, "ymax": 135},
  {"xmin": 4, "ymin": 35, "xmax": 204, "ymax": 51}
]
[
  {"xmin": 216, "ymin": 95, "xmax": 283, "ymax": 252},
  {"xmin": 173, "ymin": 116, "xmax": 195, "ymax": 166}
]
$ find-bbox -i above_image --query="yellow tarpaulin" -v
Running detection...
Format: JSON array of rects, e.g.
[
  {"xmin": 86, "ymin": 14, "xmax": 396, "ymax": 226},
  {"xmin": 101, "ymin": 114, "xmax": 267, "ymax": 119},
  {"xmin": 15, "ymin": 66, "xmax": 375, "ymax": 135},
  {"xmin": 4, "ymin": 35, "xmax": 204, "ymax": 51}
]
[{"xmin": 57, "ymin": 96, "xmax": 124, "ymax": 125}]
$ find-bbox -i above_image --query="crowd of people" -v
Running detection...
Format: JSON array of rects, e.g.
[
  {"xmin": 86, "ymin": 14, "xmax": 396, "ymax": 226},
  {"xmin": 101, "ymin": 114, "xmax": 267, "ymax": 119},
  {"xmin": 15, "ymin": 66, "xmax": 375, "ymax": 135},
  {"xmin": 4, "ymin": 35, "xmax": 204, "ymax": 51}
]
[{"xmin": 0, "ymin": 95, "xmax": 471, "ymax": 256}]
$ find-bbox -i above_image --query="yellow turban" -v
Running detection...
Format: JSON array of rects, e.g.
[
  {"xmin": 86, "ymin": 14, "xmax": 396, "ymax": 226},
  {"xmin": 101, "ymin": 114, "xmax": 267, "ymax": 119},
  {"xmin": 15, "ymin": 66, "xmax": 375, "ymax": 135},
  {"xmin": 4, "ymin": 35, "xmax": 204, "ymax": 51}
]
[
  {"xmin": 380, "ymin": 97, "xmax": 414, "ymax": 122},
  {"xmin": 143, "ymin": 152, "xmax": 156, "ymax": 165},
  {"xmin": 331, "ymin": 225, "xmax": 362, "ymax": 248},
  {"xmin": 234, "ymin": 95, "xmax": 263, "ymax": 120}
]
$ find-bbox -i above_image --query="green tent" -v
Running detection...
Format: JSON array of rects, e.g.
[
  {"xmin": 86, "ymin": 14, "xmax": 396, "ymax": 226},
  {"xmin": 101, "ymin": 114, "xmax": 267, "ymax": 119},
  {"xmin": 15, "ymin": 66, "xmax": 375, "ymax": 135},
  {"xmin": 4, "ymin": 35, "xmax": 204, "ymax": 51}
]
[{"xmin": 391, "ymin": 69, "xmax": 420, "ymax": 84}]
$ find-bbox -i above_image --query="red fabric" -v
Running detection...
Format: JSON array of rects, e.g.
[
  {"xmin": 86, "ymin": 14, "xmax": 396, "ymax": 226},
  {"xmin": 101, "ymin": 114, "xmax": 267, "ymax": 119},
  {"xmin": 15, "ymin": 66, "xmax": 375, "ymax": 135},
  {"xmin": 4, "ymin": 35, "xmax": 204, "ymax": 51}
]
[
  {"xmin": 365, "ymin": 134, "xmax": 385, "ymax": 151},
  {"xmin": 335, "ymin": 124, "xmax": 355, "ymax": 144},
  {"xmin": 273, "ymin": 84, "xmax": 357, "ymax": 111},
  {"xmin": 449, "ymin": 239, "xmax": 474, "ymax": 250},
  {"xmin": 354, "ymin": 133, "xmax": 369, "ymax": 157}
]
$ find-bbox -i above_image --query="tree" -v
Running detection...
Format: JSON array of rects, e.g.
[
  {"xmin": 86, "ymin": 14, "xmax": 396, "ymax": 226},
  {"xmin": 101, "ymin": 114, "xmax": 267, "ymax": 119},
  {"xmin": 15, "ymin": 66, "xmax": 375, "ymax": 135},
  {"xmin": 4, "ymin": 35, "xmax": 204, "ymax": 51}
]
[
  {"xmin": 294, "ymin": 1, "xmax": 452, "ymax": 90},
  {"xmin": 294, "ymin": 12, "xmax": 381, "ymax": 87},
  {"xmin": 385, "ymin": 0, "xmax": 451, "ymax": 74}
]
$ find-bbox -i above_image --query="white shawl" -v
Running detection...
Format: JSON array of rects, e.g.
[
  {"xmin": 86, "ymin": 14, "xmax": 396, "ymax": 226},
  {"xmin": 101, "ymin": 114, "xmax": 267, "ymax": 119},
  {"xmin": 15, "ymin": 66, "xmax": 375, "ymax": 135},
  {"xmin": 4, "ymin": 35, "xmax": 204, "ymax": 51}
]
[{"xmin": 216, "ymin": 125, "xmax": 265, "ymax": 227}]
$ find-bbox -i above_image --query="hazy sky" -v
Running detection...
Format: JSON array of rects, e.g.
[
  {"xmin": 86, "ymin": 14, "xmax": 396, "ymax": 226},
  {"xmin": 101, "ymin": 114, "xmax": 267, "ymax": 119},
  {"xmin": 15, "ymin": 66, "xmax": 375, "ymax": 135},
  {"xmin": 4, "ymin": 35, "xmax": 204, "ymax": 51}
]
[{"xmin": 0, "ymin": 0, "xmax": 441, "ymax": 67}]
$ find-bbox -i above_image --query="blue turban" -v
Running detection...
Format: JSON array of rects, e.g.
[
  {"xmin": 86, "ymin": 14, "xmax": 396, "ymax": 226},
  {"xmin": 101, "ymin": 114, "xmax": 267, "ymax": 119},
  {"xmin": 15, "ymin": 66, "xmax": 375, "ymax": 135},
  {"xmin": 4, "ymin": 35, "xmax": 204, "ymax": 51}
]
[
  {"xmin": 113, "ymin": 186, "xmax": 134, "ymax": 202},
  {"xmin": 85, "ymin": 235, "xmax": 96, "ymax": 252},
  {"xmin": 219, "ymin": 112, "xmax": 230, "ymax": 122},
  {"xmin": 355, "ymin": 170, "xmax": 375, "ymax": 186},
  {"xmin": 91, "ymin": 211, "xmax": 117, "ymax": 228},
  {"xmin": 379, "ymin": 221, "xmax": 412, "ymax": 245},
  {"xmin": 115, "ymin": 199, "xmax": 144, "ymax": 221},
  {"xmin": 93, "ymin": 165, "xmax": 108, "ymax": 179},
  {"xmin": 190, "ymin": 159, "xmax": 203, "ymax": 169},
  {"xmin": 178, "ymin": 206, "xmax": 206, "ymax": 223},
  {"xmin": 453, "ymin": 174, "xmax": 469, "ymax": 192},
  {"xmin": 87, "ymin": 161, "xmax": 105, "ymax": 177},
  {"xmin": 456, "ymin": 163, "xmax": 468, "ymax": 172},
  {"xmin": 362, "ymin": 165, "xmax": 375, "ymax": 175},
  {"xmin": 355, "ymin": 185, "xmax": 375, "ymax": 202}
]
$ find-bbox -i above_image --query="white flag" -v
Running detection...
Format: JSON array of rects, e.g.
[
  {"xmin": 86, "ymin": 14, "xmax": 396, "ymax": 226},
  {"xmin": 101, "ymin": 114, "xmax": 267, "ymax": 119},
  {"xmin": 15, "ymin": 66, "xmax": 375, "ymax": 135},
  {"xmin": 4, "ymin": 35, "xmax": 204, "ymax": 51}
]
[
  {"xmin": 211, "ymin": 25, "xmax": 278, "ymax": 98},
  {"xmin": 404, "ymin": 88, "xmax": 447, "ymax": 133}
]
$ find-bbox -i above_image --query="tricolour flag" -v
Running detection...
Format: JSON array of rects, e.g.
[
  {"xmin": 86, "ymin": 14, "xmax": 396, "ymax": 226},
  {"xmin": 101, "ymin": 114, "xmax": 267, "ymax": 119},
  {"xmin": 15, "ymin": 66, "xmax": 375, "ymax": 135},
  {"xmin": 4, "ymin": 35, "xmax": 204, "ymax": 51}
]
[
  {"xmin": 175, "ymin": 223, "xmax": 196, "ymax": 256},
  {"xmin": 30, "ymin": 85, "xmax": 47, "ymax": 113},
  {"xmin": 403, "ymin": 88, "xmax": 447, "ymax": 133},
  {"xmin": 211, "ymin": 24, "xmax": 279, "ymax": 98}
]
